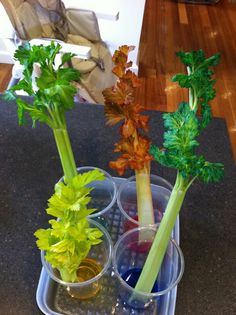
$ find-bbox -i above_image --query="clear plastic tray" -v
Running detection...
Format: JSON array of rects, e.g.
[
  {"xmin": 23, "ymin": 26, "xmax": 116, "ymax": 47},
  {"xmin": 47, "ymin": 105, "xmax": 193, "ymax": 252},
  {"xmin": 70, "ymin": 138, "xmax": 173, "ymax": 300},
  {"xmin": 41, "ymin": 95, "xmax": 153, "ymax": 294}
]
[{"xmin": 36, "ymin": 177, "xmax": 180, "ymax": 315}]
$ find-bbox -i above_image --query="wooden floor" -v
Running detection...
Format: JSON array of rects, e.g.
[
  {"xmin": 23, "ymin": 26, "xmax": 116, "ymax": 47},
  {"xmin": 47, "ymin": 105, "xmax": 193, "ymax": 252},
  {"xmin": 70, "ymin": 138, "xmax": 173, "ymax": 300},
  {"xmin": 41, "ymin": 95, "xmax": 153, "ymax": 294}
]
[
  {"xmin": 0, "ymin": 63, "xmax": 12, "ymax": 92},
  {"xmin": 0, "ymin": 0, "xmax": 236, "ymax": 160}
]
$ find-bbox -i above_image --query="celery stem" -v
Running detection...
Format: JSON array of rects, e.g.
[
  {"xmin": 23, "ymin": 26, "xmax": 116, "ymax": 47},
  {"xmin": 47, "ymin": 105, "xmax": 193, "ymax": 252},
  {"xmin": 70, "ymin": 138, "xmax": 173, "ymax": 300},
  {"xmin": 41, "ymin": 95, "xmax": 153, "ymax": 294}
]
[
  {"xmin": 187, "ymin": 66, "xmax": 198, "ymax": 111},
  {"xmin": 187, "ymin": 66, "xmax": 194, "ymax": 109},
  {"xmin": 135, "ymin": 162, "xmax": 154, "ymax": 226},
  {"xmin": 62, "ymin": 128, "xmax": 77, "ymax": 175},
  {"xmin": 134, "ymin": 173, "xmax": 187, "ymax": 293},
  {"xmin": 53, "ymin": 128, "xmax": 77, "ymax": 183},
  {"xmin": 59, "ymin": 267, "xmax": 76, "ymax": 283}
]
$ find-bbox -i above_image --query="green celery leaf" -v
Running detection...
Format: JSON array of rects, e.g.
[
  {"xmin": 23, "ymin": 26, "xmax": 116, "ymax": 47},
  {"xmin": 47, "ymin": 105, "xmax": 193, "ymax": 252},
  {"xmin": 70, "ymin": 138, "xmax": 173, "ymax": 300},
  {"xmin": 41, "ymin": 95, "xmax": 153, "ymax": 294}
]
[
  {"xmin": 46, "ymin": 205, "xmax": 64, "ymax": 218},
  {"xmin": 51, "ymin": 239, "xmax": 73, "ymax": 253},
  {"xmin": 36, "ymin": 68, "xmax": 57, "ymax": 90},
  {"xmin": 16, "ymin": 98, "xmax": 51, "ymax": 128},
  {"xmin": 57, "ymin": 68, "xmax": 81, "ymax": 82},
  {"xmin": 172, "ymin": 74, "xmax": 191, "ymax": 88},
  {"xmin": 173, "ymin": 50, "xmax": 220, "ymax": 127},
  {"xmin": 44, "ymin": 80, "xmax": 76, "ymax": 110},
  {"xmin": 16, "ymin": 98, "xmax": 27, "ymax": 125},
  {"xmin": 66, "ymin": 225, "xmax": 83, "ymax": 240},
  {"xmin": 199, "ymin": 102, "xmax": 212, "ymax": 130},
  {"xmin": 60, "ymin": 52, "xmax": 76, "ymax": 66},
  {"xmin": 48, "ymin": 170, "xmax": 105, "ymax": 219},
  {"xmin": 49, "ymin": 219, "xmax": 65, "ymax": 238},
  {"xmin": 45, "ymin": 41, "xmax": 62, "ymax": 63},
  {"xmin": 71, "ymin": 169, "xmax": 105, "ymax": 190},
  {"xmin": 48, "ymin": 194, "xmax": 73, "ymax": 212},
  {"xmin": 150, "ymin": 102, "xmax": 224, "ymax": 184},
  {"xmin": 86, "ymin": 227, "xmax": 103, "ymax": 245},
  {"xmin": 35, "ymin": 214, "xmax": 103, "ymax": 282},
  {"xmin": 45, "ymin": 251, "xmax": 67, "ymax": 267},
  {"xmin": 197, "ymin": 53, "xmax": 220, "ymax": 69},
  {"xmin": 14, "ymin": 42, "xmax": 33, "ymax": 68},
  {"xmin": 198, "ymin": 161, "xmax": 224, "ymax": 183},
  {"xmin": 4, "ymin": 78, "xmax": 34, "ymax": 100},
  {"xmin": 76, "ymin": 240, "xmax": 91, "ymax": 257},
  {"xmin": 5, "ymin": 41, "xmax": 81, "ymax": 130},
  {"xmin": 76, "ymin": 218, "xmax": 90, "ymax": 233},
  {"xmin": 176, "ymin": 50, "xmax": 206, "ymax": 67},
  {"xmin": 55, "ymin": 182, "xmax": 76, "ymax": 201},
  {"xmin": 34, "ymin": 229, "xmax": 52, "ymax": 250}
]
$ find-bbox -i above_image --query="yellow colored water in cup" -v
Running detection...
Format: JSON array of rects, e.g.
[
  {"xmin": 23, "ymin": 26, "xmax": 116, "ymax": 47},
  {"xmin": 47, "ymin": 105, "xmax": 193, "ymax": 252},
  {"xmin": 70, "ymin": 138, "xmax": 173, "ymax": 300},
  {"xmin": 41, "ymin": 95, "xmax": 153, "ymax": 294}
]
[{"xmin": 67, "ymin": 258, "xmax": 102, "ymax": 299}]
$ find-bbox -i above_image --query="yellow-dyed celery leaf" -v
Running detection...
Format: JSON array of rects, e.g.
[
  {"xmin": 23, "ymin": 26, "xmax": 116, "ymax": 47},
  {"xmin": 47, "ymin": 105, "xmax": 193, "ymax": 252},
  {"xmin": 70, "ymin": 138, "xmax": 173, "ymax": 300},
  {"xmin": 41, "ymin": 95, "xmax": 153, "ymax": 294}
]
[{"xmin": 34, "ymin": 169, "xmax": 105, "ymax": 283}]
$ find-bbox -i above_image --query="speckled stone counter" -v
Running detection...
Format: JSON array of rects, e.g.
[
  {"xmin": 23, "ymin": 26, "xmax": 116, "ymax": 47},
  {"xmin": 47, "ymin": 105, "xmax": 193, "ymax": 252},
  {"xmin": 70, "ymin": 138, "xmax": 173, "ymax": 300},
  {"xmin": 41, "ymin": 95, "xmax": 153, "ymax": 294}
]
[{"xmin": 0, "ymin": 97, "xmax": 235, "ymax": 315}]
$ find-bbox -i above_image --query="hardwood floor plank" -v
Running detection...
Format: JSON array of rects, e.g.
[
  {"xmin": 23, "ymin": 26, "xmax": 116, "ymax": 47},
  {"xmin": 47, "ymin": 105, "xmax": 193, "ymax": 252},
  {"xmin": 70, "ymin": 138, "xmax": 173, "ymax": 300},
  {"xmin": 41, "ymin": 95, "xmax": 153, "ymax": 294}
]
[
  {"xmin": 178, "ymin": 3, "xmax": 189, "ymax": 25},
  {"xmin": 0, "ymin": 63, "xmax": 12, "ymax": 92}
]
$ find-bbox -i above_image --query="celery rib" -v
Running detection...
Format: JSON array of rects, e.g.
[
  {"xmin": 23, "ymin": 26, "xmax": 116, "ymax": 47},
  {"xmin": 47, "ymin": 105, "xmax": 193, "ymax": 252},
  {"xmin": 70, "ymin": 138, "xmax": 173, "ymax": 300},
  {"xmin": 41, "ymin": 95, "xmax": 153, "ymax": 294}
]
[
  {"xmin": 135, "ymin": 166, "xmax": 155, "ymax": 226},
  {"xmin": 134, "ymin": 174, "xmax": 187, "ymax": 293},
  {"xmin": 53, "ymin": 128, "xmax": 77, "ymax": 183}
]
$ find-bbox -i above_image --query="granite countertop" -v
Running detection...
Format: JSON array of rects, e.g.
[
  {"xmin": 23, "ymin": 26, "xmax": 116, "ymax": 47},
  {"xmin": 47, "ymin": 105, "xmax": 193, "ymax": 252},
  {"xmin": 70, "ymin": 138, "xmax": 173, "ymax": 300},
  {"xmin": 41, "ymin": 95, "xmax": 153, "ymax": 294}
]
[{"xmin": 0, "ymin": 97, "xmax": 235, "ymax": 315}]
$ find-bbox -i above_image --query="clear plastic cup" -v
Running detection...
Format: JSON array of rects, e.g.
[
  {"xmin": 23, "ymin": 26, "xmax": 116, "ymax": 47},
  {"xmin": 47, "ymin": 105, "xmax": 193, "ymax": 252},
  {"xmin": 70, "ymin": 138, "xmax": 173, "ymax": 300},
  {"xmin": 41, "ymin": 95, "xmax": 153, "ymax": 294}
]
[
  {"xmin": 76, "ymin": 166, "xmax": 117, "ymax": 220},
  {"xmin": 117, "ymin": 174, "xmax": 173, "ymax": 229},
  {"xmin": 112, "ymin": 226, "xmax": 184, "ymax": 310},
  {"xmin": 41, "ymin": 219, "xmax": 113, "ymax": 300}
]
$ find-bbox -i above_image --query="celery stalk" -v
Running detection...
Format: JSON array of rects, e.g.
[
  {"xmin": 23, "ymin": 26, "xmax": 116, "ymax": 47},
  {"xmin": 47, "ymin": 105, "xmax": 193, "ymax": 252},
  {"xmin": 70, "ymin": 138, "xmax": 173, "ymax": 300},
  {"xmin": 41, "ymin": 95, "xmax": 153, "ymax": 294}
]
[
  {"xmin": 134, "ymin": 50, "xmax": 224, "ymax": 294},
  {"xmin": 53, "ymin": 128, "xmax": 77, "ymax": 183},
  {"xmin": 135, "ymin": 162, "xmax": 155, "ymax": 226},
  {"xmin": 59, "ymin": 267, "xmax": 77, "ymax": 283},
  {"xmin": 134, "ymin": 172, "xmax": 188, "ymax": 293}
]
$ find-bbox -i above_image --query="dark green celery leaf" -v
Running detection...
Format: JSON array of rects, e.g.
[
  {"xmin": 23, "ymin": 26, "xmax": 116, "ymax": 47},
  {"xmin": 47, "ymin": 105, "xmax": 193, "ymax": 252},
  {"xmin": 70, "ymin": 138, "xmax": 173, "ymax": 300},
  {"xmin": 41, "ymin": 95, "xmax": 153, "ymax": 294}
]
[
  {"xmin": 16, "ymin": 98, "xmax": 51, "ymax": 127},
  {"xmin": 44, "ymin": 80, "xmax": 77, "ymax": 110},
  {"xmin": 36, "ymin": 68, "xmax": 57, "ymax": 90},
  {"xmin": 172, "ymin": 50, "xmax": 220, "ymax": 129},
  {"xmin": 172, "ymin": 74, "xmax": 191, "ymax": 88},
  {"xmin": 176, "ymin": 50, "xmax": 205, "ymax": 67},
  {"xmin": 198, "ymin": 161, "xmax": 224, "ymax": 183},
  {"xmin": 5, "ymin": 79, "xmax": 34, "ymax": 97},
  {"xmin": 44, "ymin": 41, "xmax": 61, "ymax": 62},
  {"xmin": 150, "ymin": 102, "xmax": 224, "ymax": 183},
  {"xmin": 14, "ymin": 42, "xmax": 32, "ymax": 68},
  {"xmin": 163, "ymin": 103, "xmax": 199, "ymax": 153},
  {"xmin": 61, "ymin": 52, "xmax": 76, "ymax": 66},
  {"xmin": 16, "ymin": 98, "xmax": 27, "ymax": 125},
  {"xmin": 4, "ymin": 41, "xmax": 81, "ymax": 128},
  {"xmin": 199, "ymin": 102, "xmax": 212, "ymax": 130},
  {"xmin": 57, "ymin": 67, "xmax": 80, "ymax": 82}
]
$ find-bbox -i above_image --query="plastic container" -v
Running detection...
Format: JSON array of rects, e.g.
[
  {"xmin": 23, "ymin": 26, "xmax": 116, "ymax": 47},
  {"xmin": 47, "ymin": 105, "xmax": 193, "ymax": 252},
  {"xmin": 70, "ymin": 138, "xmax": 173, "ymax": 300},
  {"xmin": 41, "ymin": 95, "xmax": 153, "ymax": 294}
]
[
  {"xmin": 41, "ymin": 219, "xmax": 113, "ymax": 300},
  {"xmin": 117, "ymin": 174, "xmax": 173, "ymax": 229},
  {"xmin": 112, "ymin": 226, "xmax": 184, "ymax": 310}
]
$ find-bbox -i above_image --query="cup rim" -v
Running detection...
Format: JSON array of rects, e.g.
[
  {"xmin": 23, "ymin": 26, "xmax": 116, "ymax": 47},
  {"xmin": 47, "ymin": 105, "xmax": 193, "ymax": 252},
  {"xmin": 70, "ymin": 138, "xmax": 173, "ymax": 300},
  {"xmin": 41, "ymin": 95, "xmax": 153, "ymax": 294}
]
[
  {"xmin": 41, "ymin": 218, "xmax": 113, "ymax": 287},
  {"xmin": 78, "ymin": 166, "xmax": 117, "ymax": 218},
  {"xmin": 59, "ymin": 166, "xmax": 117, "ymax": 218},
  {"xmin": 112, "ymin": 226, "xmax": 185, "ymax": 297},
  {"xmin": 117, "ymin": 174, "xmax": 173, "ymax": 227}
]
